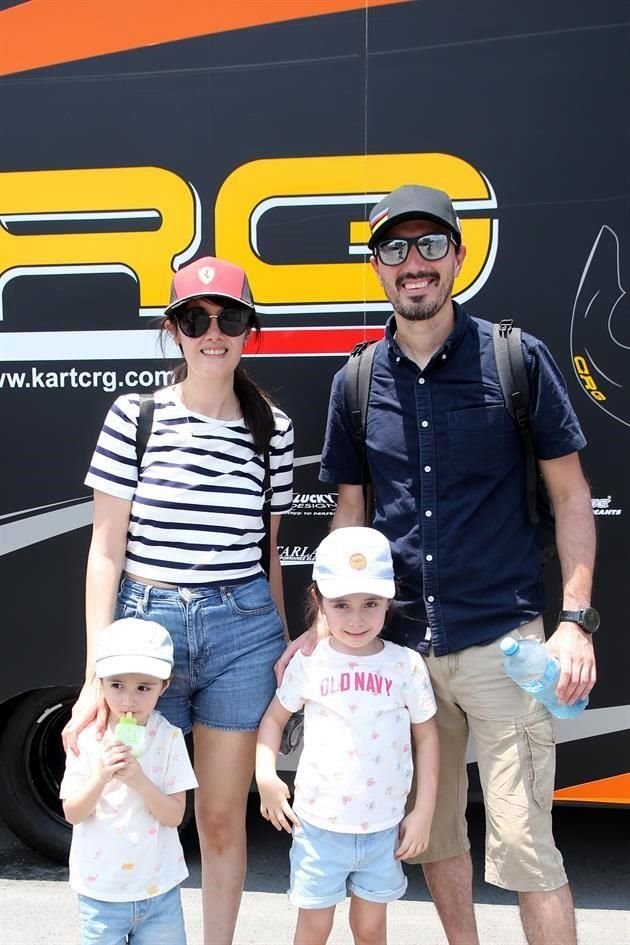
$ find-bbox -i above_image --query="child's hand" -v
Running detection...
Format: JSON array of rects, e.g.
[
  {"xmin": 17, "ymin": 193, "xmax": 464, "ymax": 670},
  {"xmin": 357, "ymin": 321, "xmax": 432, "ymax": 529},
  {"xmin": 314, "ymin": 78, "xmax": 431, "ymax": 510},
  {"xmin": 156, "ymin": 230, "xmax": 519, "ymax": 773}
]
[
  {"xmin": 395, "ymin": 809, "xmax": 432, "ymax": 860},
  {"xmin": 111, "ymin": 748, "xmax": 146, "ymax": 790},
  {"xmin": 99, "ymin": 740, "xmax": 132, "ymax": 783},
  {"xmin": 258, "ymin": 774, "xmax": 300, "ymax": 833}
]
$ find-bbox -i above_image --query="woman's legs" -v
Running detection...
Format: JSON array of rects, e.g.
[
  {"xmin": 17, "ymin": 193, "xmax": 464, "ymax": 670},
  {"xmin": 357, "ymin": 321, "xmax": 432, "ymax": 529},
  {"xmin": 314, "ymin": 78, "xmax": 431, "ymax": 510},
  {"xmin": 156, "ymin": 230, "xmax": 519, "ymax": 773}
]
[
  {"xmin": 293, "ymin": 906, "xmax": 336, "ymax": 945},
  {"xmin": 192, "ymin": 725, "xmax": 257, "ymax": 945}
]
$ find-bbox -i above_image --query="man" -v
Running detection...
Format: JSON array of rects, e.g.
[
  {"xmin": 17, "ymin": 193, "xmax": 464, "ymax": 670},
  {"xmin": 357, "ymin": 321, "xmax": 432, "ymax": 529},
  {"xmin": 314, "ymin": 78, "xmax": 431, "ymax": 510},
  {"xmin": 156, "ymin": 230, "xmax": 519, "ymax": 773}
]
[{"xmin": 318, "ymin": 185, "xmax": 597, "ymax": 945}]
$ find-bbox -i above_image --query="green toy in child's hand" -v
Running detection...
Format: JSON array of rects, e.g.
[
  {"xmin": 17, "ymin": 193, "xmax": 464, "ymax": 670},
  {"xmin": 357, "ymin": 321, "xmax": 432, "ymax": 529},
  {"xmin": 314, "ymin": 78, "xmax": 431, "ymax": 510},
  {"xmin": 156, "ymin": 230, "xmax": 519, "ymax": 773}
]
[{"xmin": 114, "ymin": 712, "xmax": 146, "ymax": 756}]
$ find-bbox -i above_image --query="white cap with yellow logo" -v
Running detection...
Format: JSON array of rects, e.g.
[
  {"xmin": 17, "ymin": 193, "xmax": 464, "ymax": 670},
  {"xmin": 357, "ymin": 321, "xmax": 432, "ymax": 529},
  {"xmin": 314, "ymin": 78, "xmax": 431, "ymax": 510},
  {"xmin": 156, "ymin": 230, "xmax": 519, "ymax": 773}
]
[{"xmin": 313, "ymin": 527, "xmax": 395, "ymax": 600}]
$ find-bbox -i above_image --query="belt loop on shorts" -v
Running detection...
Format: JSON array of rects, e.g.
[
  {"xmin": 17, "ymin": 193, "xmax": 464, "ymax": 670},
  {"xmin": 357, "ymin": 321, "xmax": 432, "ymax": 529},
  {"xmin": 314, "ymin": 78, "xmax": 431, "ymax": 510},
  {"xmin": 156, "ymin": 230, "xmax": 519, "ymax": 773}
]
[{"xmin": 138, "ymin": 583, "xmax": 152, "ymax": 615}]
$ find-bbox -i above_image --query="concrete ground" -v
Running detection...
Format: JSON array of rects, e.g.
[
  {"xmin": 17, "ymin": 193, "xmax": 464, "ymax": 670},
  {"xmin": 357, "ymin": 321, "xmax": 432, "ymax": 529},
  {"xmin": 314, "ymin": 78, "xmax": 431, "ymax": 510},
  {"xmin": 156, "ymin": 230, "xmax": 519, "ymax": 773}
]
[{"xmin": 1, "ymin": 802, "xmax": 628, "ymax": 945}]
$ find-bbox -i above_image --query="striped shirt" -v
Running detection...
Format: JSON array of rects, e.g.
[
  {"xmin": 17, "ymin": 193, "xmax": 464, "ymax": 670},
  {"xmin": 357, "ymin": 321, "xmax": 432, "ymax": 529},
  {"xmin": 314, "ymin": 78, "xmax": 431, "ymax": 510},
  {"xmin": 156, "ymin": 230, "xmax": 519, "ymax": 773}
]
[{"xmin": 85, "ymin": 388, "xmax": 294, "ymax": 585}]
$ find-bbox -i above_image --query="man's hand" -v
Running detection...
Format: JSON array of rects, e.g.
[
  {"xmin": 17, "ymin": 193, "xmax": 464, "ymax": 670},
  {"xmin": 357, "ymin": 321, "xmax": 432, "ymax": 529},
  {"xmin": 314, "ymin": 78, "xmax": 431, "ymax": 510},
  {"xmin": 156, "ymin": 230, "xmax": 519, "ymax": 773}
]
[
  {"xmin": 395, "ymin": 809, "xmax": 432, "ymax": 860},
  {"xmin": 545, "ymin": 621, "xmax": 596, "ymax": 704},
  {"xmin": 258, "ymin": 774, "xmax": 300, "ymax": 833},
  {"xmin": 62, "ymin": 679, "xmax": 109, "ymax": 756},
  {"xmin": 274, "ymin": 628, "xmax": 319, "ymax": 685}
]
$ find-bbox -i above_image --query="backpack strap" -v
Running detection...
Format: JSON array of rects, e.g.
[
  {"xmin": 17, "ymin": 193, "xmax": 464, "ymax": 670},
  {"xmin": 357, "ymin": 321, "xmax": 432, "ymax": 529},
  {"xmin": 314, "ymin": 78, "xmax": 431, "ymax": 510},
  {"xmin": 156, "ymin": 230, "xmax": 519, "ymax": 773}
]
[
  {"xmin": 345, "ymin": 340, "xmax": 378, "ymax": 523},
  {"xmin": 493, "ymin": 320, "xmax": 538, "ymax": 525},
  {"xmin": 135, "ymin": 393, "xmax": 155, "ymax": 471},
  {"xmin": 259, "ymin": 449, "xmax": 273, "ymax": 576}
]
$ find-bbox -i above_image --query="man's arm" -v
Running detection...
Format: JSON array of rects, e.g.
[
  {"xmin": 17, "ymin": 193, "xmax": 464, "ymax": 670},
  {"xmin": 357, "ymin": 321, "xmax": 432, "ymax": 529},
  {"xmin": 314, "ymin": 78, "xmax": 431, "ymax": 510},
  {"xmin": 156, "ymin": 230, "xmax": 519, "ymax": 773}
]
[
  {"xmin": 540, "ymin": 452, "xmax": 597, "ymax": 704},
  {"xmin": 331, "ymin": 483, "xmax": 368, "ymax": 528}
]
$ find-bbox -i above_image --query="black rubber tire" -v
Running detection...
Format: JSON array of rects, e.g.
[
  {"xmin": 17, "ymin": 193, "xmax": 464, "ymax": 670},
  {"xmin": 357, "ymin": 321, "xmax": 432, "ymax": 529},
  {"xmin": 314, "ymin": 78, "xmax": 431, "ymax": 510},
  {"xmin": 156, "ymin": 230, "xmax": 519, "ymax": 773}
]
[{"xmin": 0, "ymin": 687, "xmax": 77, "ymax": 863}]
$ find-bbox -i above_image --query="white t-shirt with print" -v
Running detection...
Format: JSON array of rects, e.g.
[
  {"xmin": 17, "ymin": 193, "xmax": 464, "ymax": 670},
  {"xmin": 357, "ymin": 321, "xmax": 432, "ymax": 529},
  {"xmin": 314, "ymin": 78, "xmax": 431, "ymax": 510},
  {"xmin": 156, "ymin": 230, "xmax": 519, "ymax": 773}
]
[
  {"xmin": 277, "ymin": 638, "xmax": 436, "ymax": 833},
  {"xmin": 60, "ymin": 711, "xmax": 198, "ymax": 902}
]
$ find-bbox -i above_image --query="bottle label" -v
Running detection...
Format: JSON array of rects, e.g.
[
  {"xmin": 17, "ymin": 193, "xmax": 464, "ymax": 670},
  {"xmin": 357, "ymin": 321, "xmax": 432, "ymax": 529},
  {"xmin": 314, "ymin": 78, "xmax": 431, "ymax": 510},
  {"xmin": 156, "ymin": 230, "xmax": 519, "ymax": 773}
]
[{"xmin": 544, "ymin": 660, "xmax": 559, "ymax": 683}]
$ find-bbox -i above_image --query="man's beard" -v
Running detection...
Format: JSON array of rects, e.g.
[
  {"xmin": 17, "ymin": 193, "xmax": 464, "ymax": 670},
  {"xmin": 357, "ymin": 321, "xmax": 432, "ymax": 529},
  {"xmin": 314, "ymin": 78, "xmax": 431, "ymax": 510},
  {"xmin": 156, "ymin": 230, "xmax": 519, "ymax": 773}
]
[{"xmin": 384, "ymin": 269, "xmax": 454, "ymax": 322}]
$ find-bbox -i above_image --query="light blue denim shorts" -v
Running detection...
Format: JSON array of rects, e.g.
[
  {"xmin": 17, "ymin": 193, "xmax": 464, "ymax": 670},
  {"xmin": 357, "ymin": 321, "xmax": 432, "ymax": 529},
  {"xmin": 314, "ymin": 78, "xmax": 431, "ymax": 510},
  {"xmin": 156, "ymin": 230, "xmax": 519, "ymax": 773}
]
[
  {"xmin": 289, "ymin": 819, "xmax": 407, "ymax": 909},
  {"xmin": 78, "ymin": 885, "xmax": 185, "ymax": 945},
  {"xmin": 115, "ymin": 575, "xmax": 286, "ymax": 734}
]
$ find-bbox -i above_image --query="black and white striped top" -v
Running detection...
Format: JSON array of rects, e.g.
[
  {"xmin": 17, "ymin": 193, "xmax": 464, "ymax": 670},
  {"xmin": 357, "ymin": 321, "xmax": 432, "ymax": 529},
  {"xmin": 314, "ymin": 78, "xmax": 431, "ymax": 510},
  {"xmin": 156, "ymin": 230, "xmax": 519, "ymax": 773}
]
[{"xmin": 85, "ymin": 389, "xmax": 294, "ymax": 585}]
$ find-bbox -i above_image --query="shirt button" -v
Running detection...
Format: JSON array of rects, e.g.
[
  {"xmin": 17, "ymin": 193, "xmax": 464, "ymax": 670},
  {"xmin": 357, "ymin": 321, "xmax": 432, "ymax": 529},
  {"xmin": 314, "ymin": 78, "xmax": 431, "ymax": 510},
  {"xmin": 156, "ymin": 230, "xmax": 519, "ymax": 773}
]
[
  {"xmin": 427, "ymin": 595, "xmax": 435, "ymax": 603},
  {"xmin": 421, "ymin": 420, "xmax": 429, "ymax": 428},
  {"xmin": 424, "ymin": 465, "xmax": 431, "ymax": 473},
  {"xmin": 396, "ymin": 356, "xmax": 401, "ymax": 363},
  {"xmin": 418, "ymin": 377, "xmax": 425, "ymax": 385},
  {"xmin": 426, "ymin": 554, "xmax": 433, "ymax": 561},
  {"xmin": 441, "ymin": 353, "xmax": 447, "ymax": 360},
  {"xmin": 425, "ymin": 510, "xmax": 432, "ymax": 517}
]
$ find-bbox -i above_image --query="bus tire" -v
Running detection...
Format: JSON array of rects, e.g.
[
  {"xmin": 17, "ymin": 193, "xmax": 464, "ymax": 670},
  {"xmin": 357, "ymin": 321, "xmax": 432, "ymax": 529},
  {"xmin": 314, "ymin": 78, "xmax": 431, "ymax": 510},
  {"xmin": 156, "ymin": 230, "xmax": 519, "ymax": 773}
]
[{"xmin": 0, "ymin": 687, "xmax": 77, "ymax": 863}]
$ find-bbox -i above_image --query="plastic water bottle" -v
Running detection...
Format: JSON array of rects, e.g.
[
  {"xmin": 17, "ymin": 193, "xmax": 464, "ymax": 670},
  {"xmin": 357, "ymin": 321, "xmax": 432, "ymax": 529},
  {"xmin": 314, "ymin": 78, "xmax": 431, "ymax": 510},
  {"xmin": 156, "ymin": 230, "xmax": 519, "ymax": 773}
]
[{"xmin": 500, "ymin": 637, "xmax": 588, "ymax": 719}]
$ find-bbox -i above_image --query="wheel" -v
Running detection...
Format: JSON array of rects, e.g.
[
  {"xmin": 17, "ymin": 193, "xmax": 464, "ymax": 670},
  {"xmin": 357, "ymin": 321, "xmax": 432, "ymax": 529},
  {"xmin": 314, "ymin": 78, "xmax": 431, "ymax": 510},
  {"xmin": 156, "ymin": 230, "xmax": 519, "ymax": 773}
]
[{"xmin": 0, "ymin": 687, "xmax": 77, "ymax": 862}]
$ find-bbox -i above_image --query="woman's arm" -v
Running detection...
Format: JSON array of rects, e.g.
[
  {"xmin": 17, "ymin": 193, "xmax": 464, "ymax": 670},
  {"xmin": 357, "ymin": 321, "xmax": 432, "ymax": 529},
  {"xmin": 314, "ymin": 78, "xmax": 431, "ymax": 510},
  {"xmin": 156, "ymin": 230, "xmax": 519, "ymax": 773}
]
[
  {"xmin": 267, "ymin": 514, "xmax": 288, "ymax": 639},
  {"xmin": 63, "ymin": 491, "xmax": 131, "ymax": 754}
]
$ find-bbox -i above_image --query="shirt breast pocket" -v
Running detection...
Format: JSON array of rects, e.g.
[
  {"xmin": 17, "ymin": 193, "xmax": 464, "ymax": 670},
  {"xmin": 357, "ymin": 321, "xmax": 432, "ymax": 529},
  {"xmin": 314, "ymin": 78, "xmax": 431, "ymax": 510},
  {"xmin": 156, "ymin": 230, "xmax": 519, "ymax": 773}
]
[{"xmin": 447, "ymin": 404, "xmax": 509, "ymax": 475}]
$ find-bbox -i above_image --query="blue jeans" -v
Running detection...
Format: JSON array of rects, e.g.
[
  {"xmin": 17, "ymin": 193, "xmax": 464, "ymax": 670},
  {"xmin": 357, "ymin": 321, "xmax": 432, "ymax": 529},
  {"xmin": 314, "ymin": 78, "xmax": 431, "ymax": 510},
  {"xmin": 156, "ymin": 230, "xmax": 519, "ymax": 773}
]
[
  {"xmin": 78, "ymin": 886, "xmax": 186, "ymax": 944},
  {"xmin": 115, "ymin": 574, "xmax": 286, "ymax": 733}
]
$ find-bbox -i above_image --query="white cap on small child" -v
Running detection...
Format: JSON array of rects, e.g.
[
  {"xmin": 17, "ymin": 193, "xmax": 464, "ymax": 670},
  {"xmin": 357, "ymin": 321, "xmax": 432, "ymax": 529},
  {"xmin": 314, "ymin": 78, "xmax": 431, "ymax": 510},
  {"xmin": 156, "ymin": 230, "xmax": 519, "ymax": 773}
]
[
  {"xmin": 313, "ymin": 527, "xmax": 395, "ymax": 599},
  {"xmin": 95, "ymin": 618, "xmax": 174, "ymax": 680}
]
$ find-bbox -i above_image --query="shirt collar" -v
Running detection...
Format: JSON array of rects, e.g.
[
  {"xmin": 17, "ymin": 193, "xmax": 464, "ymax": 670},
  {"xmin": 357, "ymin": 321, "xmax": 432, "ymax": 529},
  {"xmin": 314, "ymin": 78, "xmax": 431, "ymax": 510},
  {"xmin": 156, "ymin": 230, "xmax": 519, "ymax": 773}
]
[{"xmin": 385, "ymin": 301, "xmax": 470, "ymax": 365}]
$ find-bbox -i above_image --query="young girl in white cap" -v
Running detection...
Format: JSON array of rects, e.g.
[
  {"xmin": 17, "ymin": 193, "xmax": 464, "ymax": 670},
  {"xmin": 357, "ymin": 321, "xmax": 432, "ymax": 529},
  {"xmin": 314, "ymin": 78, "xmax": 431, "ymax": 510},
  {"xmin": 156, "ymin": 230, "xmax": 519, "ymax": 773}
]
[
  {"xmin": 60, "ymin": 618, "xmax": 198, "ymax": 944},
  {"xmin": 256, "ymin": 527, "xmax": 439, "ymax": 945}
]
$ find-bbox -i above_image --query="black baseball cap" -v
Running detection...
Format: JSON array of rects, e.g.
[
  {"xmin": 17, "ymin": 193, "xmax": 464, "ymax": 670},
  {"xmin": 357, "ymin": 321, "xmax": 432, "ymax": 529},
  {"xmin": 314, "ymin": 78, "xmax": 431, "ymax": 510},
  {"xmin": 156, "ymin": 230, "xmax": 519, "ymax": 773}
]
[{"xmin": 368, "ymin": 184, "xmax": 462, "ymax": 250}]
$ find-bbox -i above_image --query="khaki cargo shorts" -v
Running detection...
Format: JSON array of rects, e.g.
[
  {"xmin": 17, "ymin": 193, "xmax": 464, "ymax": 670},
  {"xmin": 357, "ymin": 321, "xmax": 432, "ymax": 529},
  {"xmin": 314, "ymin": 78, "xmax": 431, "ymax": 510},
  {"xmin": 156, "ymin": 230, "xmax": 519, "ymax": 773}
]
[{"xmin": 408, "ymin": 617, "xmax": 567, "ymax": 892}]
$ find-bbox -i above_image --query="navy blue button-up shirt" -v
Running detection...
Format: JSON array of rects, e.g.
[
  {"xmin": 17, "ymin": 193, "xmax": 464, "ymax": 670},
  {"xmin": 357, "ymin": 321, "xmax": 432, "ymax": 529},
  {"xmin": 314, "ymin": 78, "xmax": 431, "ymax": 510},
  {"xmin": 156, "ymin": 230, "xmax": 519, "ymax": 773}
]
[{"xmin": 320, "ymin": 304, "xmax": 586, "ymax": 655}]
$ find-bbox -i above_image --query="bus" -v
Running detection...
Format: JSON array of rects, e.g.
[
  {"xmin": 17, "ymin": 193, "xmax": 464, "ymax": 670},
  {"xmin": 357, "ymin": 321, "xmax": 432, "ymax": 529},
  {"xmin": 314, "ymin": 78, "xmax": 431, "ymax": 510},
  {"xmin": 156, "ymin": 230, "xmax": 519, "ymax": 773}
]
[{"xmin": 0, "ymin": 0, "xmax": 628, "ymax": 861}]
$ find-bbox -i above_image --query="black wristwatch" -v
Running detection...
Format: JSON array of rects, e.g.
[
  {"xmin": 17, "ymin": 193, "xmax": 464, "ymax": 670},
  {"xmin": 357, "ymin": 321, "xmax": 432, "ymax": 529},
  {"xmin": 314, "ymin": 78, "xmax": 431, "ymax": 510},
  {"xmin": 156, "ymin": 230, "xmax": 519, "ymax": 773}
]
[{"xmin": 558, "ymin": 607, "xmax": 600, "ymax": 633}]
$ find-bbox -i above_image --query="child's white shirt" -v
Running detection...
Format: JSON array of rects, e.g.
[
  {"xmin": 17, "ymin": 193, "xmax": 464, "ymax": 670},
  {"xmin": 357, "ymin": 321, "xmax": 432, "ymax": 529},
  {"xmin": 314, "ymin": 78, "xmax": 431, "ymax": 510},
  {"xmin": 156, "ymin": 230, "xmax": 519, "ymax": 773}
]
[
  {"xmin": 277, "ymin": 638, "xmax": 436, "ymax": 833},
  {"xmin": 60, "ymin": 710, "xmax": 198, "ymax": 902}
]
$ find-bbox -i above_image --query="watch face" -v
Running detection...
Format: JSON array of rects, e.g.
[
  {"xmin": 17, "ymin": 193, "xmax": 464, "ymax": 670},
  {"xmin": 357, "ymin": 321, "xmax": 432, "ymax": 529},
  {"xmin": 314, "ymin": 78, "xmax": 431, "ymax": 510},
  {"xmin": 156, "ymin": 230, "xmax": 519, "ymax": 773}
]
[{"xmin": 582, "ymin": 607, "xmax": 600, "ymax": 633}]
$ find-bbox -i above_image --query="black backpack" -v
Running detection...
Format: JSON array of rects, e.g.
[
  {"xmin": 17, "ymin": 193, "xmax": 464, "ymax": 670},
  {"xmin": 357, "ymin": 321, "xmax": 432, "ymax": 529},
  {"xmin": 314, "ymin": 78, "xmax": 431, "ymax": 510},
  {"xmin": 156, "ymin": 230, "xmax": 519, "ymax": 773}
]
[
  {"xmin": 134, "ymin": 394, "xmax": 274, "ymax": 575},
  {"xmin": 344, "ymin": 319, "xmax": 557, "ymax": 562}
]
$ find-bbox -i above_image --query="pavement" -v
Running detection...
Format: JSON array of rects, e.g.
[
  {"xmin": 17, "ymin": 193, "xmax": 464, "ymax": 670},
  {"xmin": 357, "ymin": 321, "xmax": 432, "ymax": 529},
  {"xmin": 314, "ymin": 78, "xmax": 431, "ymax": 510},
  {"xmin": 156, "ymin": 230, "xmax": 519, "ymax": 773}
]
[{"xmin": 1, "ymin": 801, "xmax": 628, "ymax": 945}]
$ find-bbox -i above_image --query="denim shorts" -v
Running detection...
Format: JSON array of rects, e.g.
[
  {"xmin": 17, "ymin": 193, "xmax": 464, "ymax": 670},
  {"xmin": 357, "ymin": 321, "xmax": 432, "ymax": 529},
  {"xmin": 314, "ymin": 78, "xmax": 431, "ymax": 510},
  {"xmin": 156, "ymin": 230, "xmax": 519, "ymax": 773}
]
[
  {"xmin": 289, "ymin": 819, "xmax": 407, "ymax": 909},
  {"xmin": 78, "ymin": 885, "xmax": 185, "ymax": 945},
  {"xmin": 115, "ymin": 574, "xmax": 286, "ymax": 734}
]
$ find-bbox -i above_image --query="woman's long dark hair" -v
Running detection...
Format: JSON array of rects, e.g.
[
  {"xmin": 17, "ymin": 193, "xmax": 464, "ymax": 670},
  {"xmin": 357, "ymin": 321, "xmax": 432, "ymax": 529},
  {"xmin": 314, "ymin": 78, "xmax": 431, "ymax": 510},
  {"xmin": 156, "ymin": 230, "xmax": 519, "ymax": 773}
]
[{"xmin": 160, "ymin": 308, "xmax": 276, "ymax": 455}]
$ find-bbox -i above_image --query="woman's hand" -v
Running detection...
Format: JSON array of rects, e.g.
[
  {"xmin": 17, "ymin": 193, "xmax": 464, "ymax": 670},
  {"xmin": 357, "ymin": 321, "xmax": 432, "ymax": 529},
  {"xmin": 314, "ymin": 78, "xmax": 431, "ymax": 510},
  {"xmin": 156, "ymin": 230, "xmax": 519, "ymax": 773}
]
[{"xmin": 62, "ymin": 678, "xmax": 109, "ymax": 756}]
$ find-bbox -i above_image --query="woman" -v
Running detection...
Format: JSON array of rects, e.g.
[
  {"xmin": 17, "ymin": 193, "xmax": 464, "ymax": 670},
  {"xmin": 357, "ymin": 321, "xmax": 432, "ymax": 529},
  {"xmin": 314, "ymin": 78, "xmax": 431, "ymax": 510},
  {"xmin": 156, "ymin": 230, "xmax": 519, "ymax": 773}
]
[{"xmin": 63, "ymin": 256, "xmax": 294, "ymax": 944}]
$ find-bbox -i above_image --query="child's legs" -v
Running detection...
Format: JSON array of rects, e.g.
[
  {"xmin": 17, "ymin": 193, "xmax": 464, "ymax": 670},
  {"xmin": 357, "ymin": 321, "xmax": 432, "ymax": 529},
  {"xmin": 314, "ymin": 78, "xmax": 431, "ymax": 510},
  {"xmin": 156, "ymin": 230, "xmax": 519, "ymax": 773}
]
[
  {"xmin": 294, "ymin": 906, "xmax": 336, "ymax": 945},
  {"xmin": 348, "ymin": 897, "xmax": 387, "ymax": 945},
  {"xmin": 128, "ymin": 887, "xmax": 186, "ymax": 945},
  {"xmin": 78, "ymin": 895, "xmax": 132, "ymax": 945}
]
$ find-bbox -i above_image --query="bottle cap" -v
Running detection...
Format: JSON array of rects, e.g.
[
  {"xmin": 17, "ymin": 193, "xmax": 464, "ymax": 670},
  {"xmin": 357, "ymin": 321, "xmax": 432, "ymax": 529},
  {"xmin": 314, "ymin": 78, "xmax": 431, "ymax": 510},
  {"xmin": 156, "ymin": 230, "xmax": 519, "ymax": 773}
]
[{"xmin": 500, "ymin": 636, "xmax": 519, "ymax": 656}]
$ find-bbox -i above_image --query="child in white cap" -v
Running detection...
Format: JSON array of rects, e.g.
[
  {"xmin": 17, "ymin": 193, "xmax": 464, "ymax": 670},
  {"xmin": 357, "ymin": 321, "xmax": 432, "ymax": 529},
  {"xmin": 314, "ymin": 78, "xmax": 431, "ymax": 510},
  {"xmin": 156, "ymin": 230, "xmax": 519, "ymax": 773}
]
[
  {"xmin": 60, "ymin": 618, "xmax": 198, "ymax": 945},
  {"xmin": 256, "ymin": 527, "xmax": 439, "ymax": 945}
]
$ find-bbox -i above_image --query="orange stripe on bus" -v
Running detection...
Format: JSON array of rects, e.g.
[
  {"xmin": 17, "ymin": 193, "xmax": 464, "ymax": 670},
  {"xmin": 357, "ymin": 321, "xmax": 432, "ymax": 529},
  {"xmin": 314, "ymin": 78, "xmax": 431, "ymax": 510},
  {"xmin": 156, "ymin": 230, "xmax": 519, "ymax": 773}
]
[
  {"xmin": 554, "ymin": 773, "xmax": 630, "ymax": 806},
  {"xmin": 0, "ymin": 0, "xmax": 407, "ymax": 77}
]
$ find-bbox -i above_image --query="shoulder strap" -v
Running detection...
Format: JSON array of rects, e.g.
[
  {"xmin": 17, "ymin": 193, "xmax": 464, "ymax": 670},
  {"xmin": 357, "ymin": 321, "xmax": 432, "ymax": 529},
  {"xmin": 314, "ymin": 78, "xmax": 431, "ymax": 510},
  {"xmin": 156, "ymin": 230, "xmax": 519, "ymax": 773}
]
[
  {"xmin": 259, "ymin": 449, "xmax": 273, "ymax": 576},
  {"xmin": 493, "ymin": 320, "xmax": 538, "ymax": 524},
  {"xmin": 346, "ymin": 340, "xmax": 378, "ymax": 450},
  {"xmin": 135, "ymin": 394, "xmax": 155, "ymax": 471},
  {"xmin": 345, "ymin": 340, "xmax": 378, "ymax": 523}
]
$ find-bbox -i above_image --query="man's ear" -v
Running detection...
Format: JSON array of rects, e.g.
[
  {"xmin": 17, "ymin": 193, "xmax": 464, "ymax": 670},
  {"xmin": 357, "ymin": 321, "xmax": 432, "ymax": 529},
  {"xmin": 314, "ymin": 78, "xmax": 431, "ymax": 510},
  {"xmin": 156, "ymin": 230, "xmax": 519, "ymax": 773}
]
[
  {"xmin": 161, "ymin": 679, "xmax": 171, "ymax": 694},
  {"xmin": 454, "ymin": 242, "xmax": 467, "ymax": 277},
  {"xmin": 369, "ymin": 254, "xmax": 382, "ymax": 285}
]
